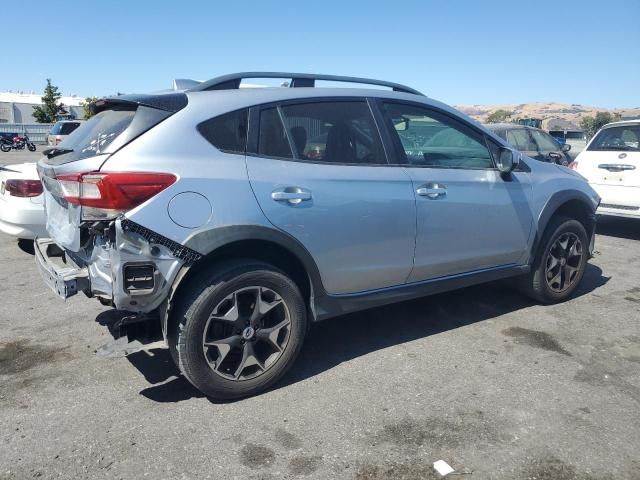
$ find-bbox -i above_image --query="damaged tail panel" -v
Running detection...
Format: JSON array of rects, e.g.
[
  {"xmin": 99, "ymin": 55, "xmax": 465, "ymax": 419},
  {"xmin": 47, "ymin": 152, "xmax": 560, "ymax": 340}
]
[{"xmin": 35, "ymin": 217, "xmax": 201, "ymax": 313}]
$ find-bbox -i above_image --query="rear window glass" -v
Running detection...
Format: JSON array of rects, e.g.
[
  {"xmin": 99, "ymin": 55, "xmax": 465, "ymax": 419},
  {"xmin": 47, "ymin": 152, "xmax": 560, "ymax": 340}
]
[
  {"xmin": 588, "ymin": 125, "xmax": 640, "ymax": 152},
  {"xmin": 198, "ymin": 109, "xmax": 248, "ymax": 154},
  {"xmin": 58, "ymin": 108, "xmax": 136, "ymax": 161},
  {"xmin": 50, "ymin": 122, "xmax": 80, "ymax": 135}
]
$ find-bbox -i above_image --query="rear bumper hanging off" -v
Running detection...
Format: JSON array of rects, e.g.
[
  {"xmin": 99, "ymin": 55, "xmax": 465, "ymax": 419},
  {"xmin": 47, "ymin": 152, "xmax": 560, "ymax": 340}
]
[{"xmin": 34, "ymin": 238, "xmax": 89, "ymax": 299}]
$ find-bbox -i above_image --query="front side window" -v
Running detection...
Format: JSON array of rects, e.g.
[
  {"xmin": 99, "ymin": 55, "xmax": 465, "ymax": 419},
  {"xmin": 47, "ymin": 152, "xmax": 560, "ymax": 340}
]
[
  {"xmin": 278, "ymin": 101, "xmax": 386, "ymax": 164},
  {"xmin": 588, "ymin": 125, "xmax": 640, "ymax": 152},
  {"xmin": 530, "ymin": 129, "xmax": 561, "ymax": 151},
  {"xmin": 383, "ymin": 103, "xmax": 492, "ymax": 168},
  {"xmin": 506, "ymin": 129, "xmax": 537, "ymax": 152}
]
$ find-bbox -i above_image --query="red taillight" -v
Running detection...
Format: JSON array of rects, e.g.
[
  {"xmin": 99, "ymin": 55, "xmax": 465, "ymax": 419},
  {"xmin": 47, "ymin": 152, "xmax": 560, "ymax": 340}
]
[
  {"xmin": 568, "ymin": 161, "xmax": 579, "ymax": 170},
  {"xmin": 55, "ymin": 172, "xmax": 176, "ymax": 218},
  {"xmin": 5, "ymin": 179, "xmax": 43, "ymax": 197}
]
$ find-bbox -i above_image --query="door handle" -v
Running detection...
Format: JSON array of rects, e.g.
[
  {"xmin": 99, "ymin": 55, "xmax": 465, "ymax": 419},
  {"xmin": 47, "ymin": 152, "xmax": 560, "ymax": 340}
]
[
  {"xmin": 598, "ymin": 164, "xmax": 636, "ymax": 172},
  {"xmin": 416, "ymin": 183, "xmax": 446, "ymax": 199},
  {"xmin": 271, "ymin": 187, "xmax": 312, "ymax": 204}
]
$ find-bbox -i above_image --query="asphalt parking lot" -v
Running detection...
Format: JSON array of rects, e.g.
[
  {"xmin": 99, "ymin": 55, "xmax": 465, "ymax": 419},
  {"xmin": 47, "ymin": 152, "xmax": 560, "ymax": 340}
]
[{"xmin": 1, "ymin": 150, "xmax": 639, "ymax": 480}]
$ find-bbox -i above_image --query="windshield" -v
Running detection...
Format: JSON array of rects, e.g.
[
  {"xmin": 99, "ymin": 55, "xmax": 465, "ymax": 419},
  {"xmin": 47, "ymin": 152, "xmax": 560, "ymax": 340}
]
[{"xmin": 588, "ymin": 125, "xmax": 640, "ymax": 152}]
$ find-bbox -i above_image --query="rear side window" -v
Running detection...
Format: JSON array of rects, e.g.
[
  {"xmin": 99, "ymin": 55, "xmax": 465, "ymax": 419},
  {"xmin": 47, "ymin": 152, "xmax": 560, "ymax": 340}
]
[
  {"xmin": 258, "ymin": 107, "xmax": 293, "ymax": 158},
  {"xmin": 530, "ymin": 130, "xmax": 560, "ymax": 151},
  {"xmin": 278, "ymin": 101, "xmax": 386, "ymax": 164},
  {"xmin": 198, "ymin": 109, "xmax": 248, "ymax": 154},
  {"xmin": 588, "ymin": 125, "xmax": 640, "ymax": 152},
  {"xmin": 506, "ymin": 129, "xmax": 537, "ymax": 151}
]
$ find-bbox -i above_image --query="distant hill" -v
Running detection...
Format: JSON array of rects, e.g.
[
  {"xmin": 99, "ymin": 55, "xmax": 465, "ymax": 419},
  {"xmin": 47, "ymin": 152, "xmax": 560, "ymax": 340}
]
[{"xmin": 454, "ymin": 102, "xmax": 640, "ymax": 130}]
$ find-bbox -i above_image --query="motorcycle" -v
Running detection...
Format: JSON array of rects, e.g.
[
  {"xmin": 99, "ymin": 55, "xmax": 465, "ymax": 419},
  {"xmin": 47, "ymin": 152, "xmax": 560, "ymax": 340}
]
[{"xmin": 0, "ymin": 134, "xmax": 36, "ymax": 152}]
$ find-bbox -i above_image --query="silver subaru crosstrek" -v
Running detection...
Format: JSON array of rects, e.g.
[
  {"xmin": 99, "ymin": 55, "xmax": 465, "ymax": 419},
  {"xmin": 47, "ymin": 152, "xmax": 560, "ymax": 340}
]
[{"xmin": 35, "ymin": 72, "xmax": 600, "ymax": 400}]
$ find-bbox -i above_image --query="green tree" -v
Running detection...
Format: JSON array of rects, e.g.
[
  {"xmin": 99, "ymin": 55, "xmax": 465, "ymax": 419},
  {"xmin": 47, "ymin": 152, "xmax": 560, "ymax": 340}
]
[
  {"xmin": 580, "ymin": 111, "xmax": 622, "ymax": 139},
  {"xmin": 32, "ymin": 79, "xmax": 64, "ymax": 123},
  {"xmin": 486, "ymin": 109, "xmax": 513, "ymax": 123},
  {"xmin": 82, "ymin": 96, "xmax": 99, "ymax": 120}
]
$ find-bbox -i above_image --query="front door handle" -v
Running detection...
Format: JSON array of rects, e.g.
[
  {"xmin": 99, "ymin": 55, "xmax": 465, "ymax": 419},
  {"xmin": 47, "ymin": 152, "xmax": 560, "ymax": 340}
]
[
  {"xmin": 271, "ymin": 187, "xmax": 312, "ymax": 204},
  {"xmin": 416, "ymin": 183, "xmax": 446, "ymax": 199}
]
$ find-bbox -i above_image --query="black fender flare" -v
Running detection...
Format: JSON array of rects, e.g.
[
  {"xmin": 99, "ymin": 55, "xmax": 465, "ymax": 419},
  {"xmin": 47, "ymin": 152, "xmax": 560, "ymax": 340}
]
[
  {"xmin": 160, "ymin": 225, "xmax": 328, "ymax": 339},
  {"xmin": 530, "ymin": 189, "xmax": 597, "ymax": 262},
  {"xmin": 183, "ymin": 225, "xmax": 325, "ymax": 293}
]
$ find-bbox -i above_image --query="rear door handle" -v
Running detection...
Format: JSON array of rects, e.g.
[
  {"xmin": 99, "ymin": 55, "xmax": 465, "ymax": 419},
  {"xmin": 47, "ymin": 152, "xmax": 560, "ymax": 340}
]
[
  {"xmin": 416, "ymin": 183, "xmax": 446, "ymax": 199},
  {"xmin": 271, "ymin": 187, "xmax": 312, "ymax": 204}
]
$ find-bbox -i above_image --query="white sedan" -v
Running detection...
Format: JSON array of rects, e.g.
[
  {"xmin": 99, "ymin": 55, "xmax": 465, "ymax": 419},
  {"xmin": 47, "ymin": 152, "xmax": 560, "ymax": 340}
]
[
  {"xmin": 571, "ymin": 120, "xmax": 640, "ymax": 219},
  {"xmin": 0, "ymin": 162, "xmax": 47, "ymax": 241}
]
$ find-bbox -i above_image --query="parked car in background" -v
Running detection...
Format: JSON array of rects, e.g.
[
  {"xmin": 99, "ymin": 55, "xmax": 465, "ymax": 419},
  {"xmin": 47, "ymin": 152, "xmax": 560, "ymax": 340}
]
[
  {"xmin": 549, "ymin": 130, "xmax": 587, "ymax": 156},
  {"xmin": 485, "ymin": 123, "xmax": 572, "ymax": 165},
  {"xmin": 35, "ymin": 72, "xmax": 598, "ymax": 400},
  {"xmin": 0, "ymin": 163, "xmax": 46, "ymax": 246},
  {"xmin": 571, "ymin": 120, "xmax": 639, "ymax": 219},
  {"xmin": 47, "ymin": 120, "xmax": 83, "ymax": 146}
]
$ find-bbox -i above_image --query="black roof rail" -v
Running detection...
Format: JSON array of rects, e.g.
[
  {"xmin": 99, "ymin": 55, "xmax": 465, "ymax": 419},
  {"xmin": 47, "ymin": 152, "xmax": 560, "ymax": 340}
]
[{"xmin": 189, "ymin": 72, "xmax": 424, "ymax": 96}]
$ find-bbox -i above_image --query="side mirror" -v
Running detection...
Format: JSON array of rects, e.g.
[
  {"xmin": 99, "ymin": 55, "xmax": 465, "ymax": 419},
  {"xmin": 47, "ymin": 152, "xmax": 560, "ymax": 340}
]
[
  {"xmin": 561, "ymin": 143, "xmax": 571, "ymax": 153},
  {"xmin": 496, "ymin": 147, "xmax": 518, "ymax": 174}
]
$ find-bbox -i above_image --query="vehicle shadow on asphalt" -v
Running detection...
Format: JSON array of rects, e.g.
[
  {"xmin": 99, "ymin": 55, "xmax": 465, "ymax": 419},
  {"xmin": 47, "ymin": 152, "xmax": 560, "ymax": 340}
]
[
  {"xmin": 119, "ymin": 263, "xmax": 608, "ymax": 404},
  {"xmin": 596, "ymin": 216, "xmax": 640, "ymax": 241}
]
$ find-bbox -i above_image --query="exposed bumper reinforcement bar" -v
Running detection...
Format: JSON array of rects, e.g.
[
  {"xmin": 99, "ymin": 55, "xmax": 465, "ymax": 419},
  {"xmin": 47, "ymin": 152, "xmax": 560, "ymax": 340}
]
[{"xmin": 35, "ymin": 238, "xmax": 90, "ymax": 300}]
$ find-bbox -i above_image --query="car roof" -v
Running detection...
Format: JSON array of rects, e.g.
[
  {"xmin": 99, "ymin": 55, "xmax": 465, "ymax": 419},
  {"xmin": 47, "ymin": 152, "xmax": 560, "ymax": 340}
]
[
  {"xmin": 600, "ymin": 119, "xmax": 640, "ymax": 129},
  {"xmin": 185, "ymin": 86, "xmax": 497, "ymax": 136}
]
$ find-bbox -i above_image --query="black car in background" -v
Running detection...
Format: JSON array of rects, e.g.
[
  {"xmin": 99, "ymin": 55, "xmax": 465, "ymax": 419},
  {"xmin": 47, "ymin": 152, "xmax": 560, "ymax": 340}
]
[{"xmin": 485, "ymin": 123, "xmax": 572, "ymax": 165}]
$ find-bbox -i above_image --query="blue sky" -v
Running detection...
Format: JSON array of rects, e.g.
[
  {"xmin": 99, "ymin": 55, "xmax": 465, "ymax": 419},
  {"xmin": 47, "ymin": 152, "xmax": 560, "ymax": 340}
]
[{"xmin": 4, "ymin": 0, "xmax": 639, "ymax": 107}]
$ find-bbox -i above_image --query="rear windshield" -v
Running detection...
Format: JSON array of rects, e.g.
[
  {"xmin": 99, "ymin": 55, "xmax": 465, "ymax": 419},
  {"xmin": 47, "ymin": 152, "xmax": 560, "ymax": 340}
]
[
  {"xmin": 45, "ymin": 104, "xmax": 172, "ymax": 165},
  {"xmin": 588, "ymin": 125, "xmax": 640, "ymax": 152},
  {"xmin": 59, "ymin": 107, "xmax": 136, "ymax": 160},
  {"xmin": 50, "ymin": 122, "xmax": 81, "ymax": 135}
]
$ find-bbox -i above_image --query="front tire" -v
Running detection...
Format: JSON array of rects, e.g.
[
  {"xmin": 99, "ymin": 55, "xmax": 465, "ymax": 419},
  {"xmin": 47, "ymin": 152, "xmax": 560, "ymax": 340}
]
[
  {"xmin": 169, "ymin": 260, "xmax": 307, "ymax": 400},
  {"xmin": 523, "ymin": 216, "xmax": 589, "ymax": 303}
]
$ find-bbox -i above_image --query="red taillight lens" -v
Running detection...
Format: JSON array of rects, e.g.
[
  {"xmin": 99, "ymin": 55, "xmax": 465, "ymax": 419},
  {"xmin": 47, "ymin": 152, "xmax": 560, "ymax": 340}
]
[
  {"xmin": 568, "ymin": 161, "xmax": 579, "ymax": 170},
  {"xmin": 55, "ymin": 172, "xmax": 176, "ymax": 218},
  {"xmin": 5, "ymin": 179, "xmax": 43, "ymax": 197}
]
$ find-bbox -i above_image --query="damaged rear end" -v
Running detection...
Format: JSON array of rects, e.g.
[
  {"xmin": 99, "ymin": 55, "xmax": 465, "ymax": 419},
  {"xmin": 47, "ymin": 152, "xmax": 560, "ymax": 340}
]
[{"xmin": 35, "ymin": 92, "xmax": 196, "ymax": 323}]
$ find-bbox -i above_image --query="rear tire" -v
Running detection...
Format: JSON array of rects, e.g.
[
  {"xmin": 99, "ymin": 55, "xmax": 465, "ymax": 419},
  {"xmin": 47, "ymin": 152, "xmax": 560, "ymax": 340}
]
[
  {"xmin": 168, "ymin": 260, "xmax": 307, "ymax": 400},
  {"xmin": 0, "ymin": 144, "xmax": 10, "ymax": 152},
  {"xmin": 522, "ymin": 216, "xmax": 589, "ymax": 304}
]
